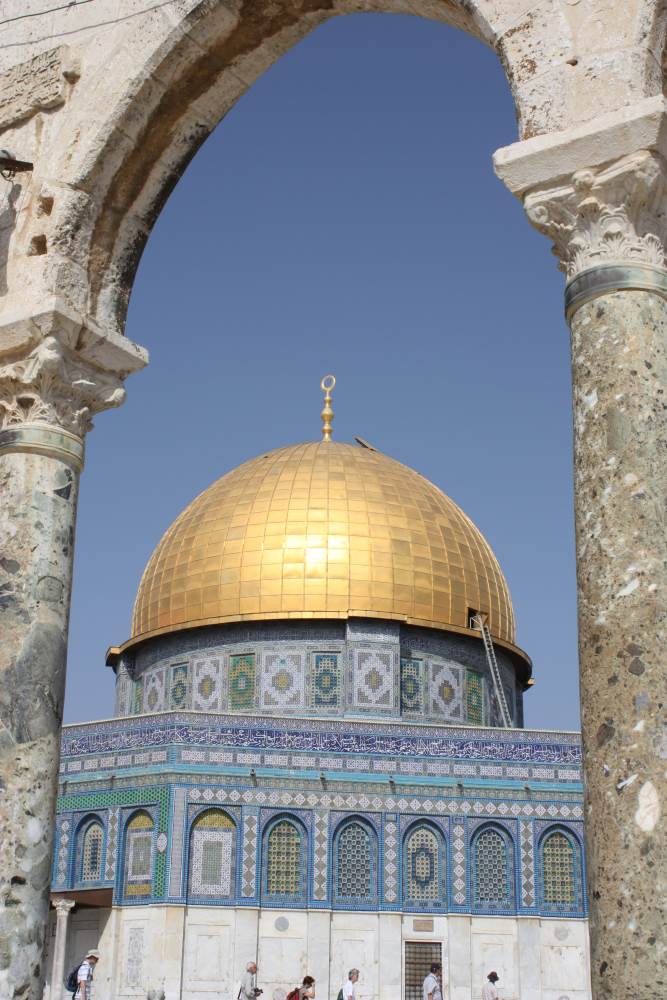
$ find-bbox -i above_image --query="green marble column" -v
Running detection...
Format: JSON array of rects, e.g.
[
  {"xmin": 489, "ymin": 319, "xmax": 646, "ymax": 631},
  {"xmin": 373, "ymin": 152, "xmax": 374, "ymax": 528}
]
[{"xmin": 568, "ymin": 277, "xmax": 667, "ymax": 999}]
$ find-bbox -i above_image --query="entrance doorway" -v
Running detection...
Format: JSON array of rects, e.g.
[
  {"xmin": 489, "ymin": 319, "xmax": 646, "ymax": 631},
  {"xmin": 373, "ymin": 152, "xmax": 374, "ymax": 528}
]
[{"xmin": 404, "ymin": 941, "xmax": 443, "ymax": 1000}]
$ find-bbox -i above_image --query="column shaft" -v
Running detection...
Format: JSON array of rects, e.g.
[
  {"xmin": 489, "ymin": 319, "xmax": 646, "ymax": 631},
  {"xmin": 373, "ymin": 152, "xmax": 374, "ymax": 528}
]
[
  {"xmin": 569, "ymin": 288, "xmax": 667, "ymax": 998},
  {"xmin": 0, "ymin": 442, "xmax": 81, "ymax": 1000},
  {"xmin": 50, "ymin": 900, "xmax": 76, "ymax": 1000}
]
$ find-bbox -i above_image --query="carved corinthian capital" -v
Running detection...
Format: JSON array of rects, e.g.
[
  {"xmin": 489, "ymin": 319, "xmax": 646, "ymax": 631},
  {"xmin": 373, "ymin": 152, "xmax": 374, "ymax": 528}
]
[
  {"xmin": 0, "ymin": 307, "xmax": 146, "ymax": 438},
  {"xmin": 524, "ymin": 151, "xmax": 667, "ymax": 280}
]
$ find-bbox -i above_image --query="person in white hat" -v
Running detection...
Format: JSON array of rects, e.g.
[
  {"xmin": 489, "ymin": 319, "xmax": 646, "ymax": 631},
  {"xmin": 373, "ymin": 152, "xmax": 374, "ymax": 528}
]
[{"xmin": 75, "ymin": 949, "xmax": 100, "ymax": 1000}]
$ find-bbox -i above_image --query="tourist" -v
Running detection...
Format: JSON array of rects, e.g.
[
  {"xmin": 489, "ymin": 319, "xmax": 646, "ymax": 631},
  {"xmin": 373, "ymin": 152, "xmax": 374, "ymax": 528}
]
[
  {"xmin": 238, "ymin": 961, "xmax": 262, "ymax": 999},
  {"xmin": 481, "ymin": 971, "xmax": 499, "ymax": 1000},
  {"xmin": 74, "ymin": 949, "xmax": 99, "ymax": 1000},
  {"xmin": 299, "ymin": 975, "xmax": 316, "ymax": 998},
  {"xmin": 422, "ymin": 962, "xmax": 443, "ymax": 1000},
  {"xmin": 341, "ymin": 968, "xmax": 359, "ymax": 999}
]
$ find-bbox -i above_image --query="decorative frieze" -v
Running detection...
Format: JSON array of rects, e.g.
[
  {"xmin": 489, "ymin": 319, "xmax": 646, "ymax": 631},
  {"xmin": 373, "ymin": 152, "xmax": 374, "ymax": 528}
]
[{"xmin": 524, "ymin": 150, "xmax": 667, "ymax": 280}]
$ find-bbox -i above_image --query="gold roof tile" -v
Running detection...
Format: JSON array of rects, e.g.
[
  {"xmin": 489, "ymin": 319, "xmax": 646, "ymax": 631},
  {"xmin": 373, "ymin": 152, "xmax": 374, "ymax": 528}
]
[{"xmin": 127, "ymin": 441, "xmax": 526, "ymax": 664}]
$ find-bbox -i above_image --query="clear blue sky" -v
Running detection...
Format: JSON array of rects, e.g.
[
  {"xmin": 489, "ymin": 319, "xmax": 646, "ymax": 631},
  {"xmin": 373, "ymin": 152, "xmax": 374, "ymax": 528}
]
[{"xmin": 65, "ymin": 13, "xmax": 577, "ymax": 730}]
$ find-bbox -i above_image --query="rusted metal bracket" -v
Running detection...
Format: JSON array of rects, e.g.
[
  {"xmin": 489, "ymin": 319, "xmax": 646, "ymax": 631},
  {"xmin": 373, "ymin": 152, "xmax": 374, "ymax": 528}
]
[{"xmin": 0, "ymin": 151, "xmax": 34, "ymax": 180}]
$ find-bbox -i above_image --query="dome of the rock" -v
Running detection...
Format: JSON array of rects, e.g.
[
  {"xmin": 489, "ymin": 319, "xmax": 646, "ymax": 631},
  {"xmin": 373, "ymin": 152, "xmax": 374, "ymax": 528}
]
[{"xmin": 126, "ymin": 440, "xmax": 526, "ymax": 663}]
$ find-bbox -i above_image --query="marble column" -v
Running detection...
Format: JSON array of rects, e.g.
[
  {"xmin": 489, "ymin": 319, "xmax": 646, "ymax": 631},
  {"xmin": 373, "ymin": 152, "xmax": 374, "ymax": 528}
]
[
  {"xmin": 0, "ymin": 310, "xmax": 145, "ymax": 1000},
  {"xmin": 524, "ymin": 150, "xmax": 667, "ymax": 999},
  {"xmin": 50, "ymin": 898, "xmax": 76, "ymax": 1000}
]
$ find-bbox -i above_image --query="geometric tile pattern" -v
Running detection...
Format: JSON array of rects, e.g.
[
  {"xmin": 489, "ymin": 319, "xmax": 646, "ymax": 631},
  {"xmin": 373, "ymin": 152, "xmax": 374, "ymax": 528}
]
[
  {"xmin": 352, "ymin": 650, "xmax": 393, "ymax": 709},
  {"xmin": 400, "ymin": 659, "xmax": 422, "ymax": 714},
  {"xmin": 55, "ymin": 817, "xmax": 71, "ymax": 885},
  {"xmin": 383, "ymin": 817, "xmax": 398, "ymax": 902},
  {"xmin": 452, "ymin": 821, "xmax": 466, "ymax": 905},
  {"xmin": 192, "ymin": 657, "xmax": 222, "ymax": 712},
  {"xmin": 143, "ymin": 666, "xmax": 166, "ymax": 713},
  {"xmin": 241, "ymin": 811, "xmax": 258, "ymax": 897},
  {"xmin": 266, "ymin": 820, "xmax": 302, "ymax": 896},
  {"xmin": 259, "ymin": 653, "xmax": 305, "ymax": 709},
  {"xmin": 430, "ymin": 661, "xmax": 463, "ymax": 720},
  {"xmin": 336, "ymin": 822, "xmax": 373, "ymax": 899},
  {"xmin": 405, "ymin": 825, "xmax": 439, "ymax": 901},
  {"xmin": 466, "ymin": 670, "xmax": 485, "ymax": 725},
  {"xmin": 313, "ymin": 809, "xmax": 329, "ymax": 900},
  {"xmin": 168, "ymin": 788, "xmax": 188, "ymax": 897},
  {"xmin": 105, "ymin": 807, "xmax": 119, "ymax": 881},
  {"xmin": 125, "ymin": 812, "xmax": 153, "ymax": 897},
  {"xmin": 520, "ymin": 820, "xmax": 535, "ymax": 907},
  {"xmin": 189, "ymin": 810, "xmax": 235, "ymax": 897},
  {"xmin": 170, "ymin": 663, "xmax": 188, "ymax": 710},
  {"xmin": 133, "ymin": 678, "xmax": 144, "ymax": 715},
  {"xmin": 229, "ymin": 654, "xmax": 255, "ymax": 710},
  {"xmin": 313, "ymin": 653, "xmax": 340, "ymax": 709}
]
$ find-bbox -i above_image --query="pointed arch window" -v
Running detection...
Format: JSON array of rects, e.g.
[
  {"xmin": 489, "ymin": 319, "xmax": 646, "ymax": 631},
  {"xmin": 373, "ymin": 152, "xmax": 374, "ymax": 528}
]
[
  {"xmin": 124, "ymin": 811, "xmax": 154, "ymax": 898},
  {"xmin": 404, "ymin": 825, "xmax": 443, "ymax": 904},
  {"xmin": 336, "ymin": 821, "xmax": 376, "ymax": 901},
  {"xmin": 265, "ymin": 820, "xmax": 304, "ymax": 897},
  {"xmin": 473, "ymin": 826, "xmax": 513, "ymax": 909},
  {"xmin": 188, "ymin": 809, "xmax": 236, "ymax": 898},
  {"xmin": 542, "ymin": 830, "xmax": 577, "ymax": 906},
  {"xmin": 81, "ymin": 821, "xmax": 104, "ymax": 882}
]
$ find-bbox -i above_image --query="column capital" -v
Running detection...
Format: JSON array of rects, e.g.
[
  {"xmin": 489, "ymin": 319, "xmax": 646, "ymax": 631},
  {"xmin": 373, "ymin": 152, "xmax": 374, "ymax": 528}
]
[
  {"xmin": 0, "ymin": 302, "xmax": 146, "ymax": 446},
  {"xmin": 51, "ymin": 896, "xmax": 76, "ymax": 915},
  {"xmin": 523, "ymin": 150, "xmax": 667, "ymax": 280}
]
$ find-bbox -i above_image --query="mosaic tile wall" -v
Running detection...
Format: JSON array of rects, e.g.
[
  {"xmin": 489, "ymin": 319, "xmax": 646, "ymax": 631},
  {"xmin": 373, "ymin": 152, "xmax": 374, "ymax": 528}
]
[
  {"xmin": 54, "ymin": 767, "xmax": 586, "ymax": 917},
  {"xmin": 116, "ymin": 619, "xmax": 521, "ymax": 726}
]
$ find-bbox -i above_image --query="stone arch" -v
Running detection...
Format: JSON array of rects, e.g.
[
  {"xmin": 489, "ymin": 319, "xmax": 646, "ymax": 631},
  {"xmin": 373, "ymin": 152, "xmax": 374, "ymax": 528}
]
[{"xmin": 1, "ymin": 0, "xmax": 631, "ymax": 348}]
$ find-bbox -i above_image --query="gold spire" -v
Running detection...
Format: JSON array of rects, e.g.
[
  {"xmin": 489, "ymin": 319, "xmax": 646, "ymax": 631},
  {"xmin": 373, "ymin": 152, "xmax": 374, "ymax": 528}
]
[{"xmin": 320, "ymin": 374, "xmax": 336, "ymax": 441}]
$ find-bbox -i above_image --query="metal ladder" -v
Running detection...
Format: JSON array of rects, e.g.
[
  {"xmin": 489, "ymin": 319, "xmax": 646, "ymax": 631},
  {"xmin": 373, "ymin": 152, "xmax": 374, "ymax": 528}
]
[{"xmin": 471, "ymin": 614, "xmax": 513, "ymax": 728}]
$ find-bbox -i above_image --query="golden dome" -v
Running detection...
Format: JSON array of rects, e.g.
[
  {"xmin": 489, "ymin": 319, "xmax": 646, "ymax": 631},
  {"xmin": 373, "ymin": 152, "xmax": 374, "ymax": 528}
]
[{"xmin": 125, "ymin": 441, "xmax": 528, "ymax": 667}]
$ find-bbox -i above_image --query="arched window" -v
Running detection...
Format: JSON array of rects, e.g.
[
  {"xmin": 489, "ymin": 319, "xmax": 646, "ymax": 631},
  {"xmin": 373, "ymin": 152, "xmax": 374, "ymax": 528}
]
[
  {"xmin": 189, "ymin": 809, "xmax": 236, "ymax": 898},
  {"xmin": 542, "ymin": 830, "xmax": 577, "ymax": 906},
  {"xmin": 80, "ymin": 821, "xmax": 104, "ymax": 882},
  {"xmin": 473, "ymin": 827, "xmax": 513, "ymax": 908},
  {"xmin": 265, "ymin": 820, "xmax": 303, "ymax": 897},
  {"xmin": 124, "ymin": 811, "xmax": 154, "ymax": 898},
  {"xmin": 336, "ymin": 821, "xmax": 376, "ymax": 901},
  {"xmin": 404, "ymin": 825, "xmax": 443, "ymax": 904}
]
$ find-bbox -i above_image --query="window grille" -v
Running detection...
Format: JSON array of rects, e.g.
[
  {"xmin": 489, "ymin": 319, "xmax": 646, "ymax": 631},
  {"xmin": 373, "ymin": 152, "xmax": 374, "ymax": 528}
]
[
  {"xmin": 466, "ymin": 670, "xmax": 484, "ymax": 725},
  {"xmin": 404, "ymin": 941, "xmax": 442, "ymax": 1000},
  {"xmin": 474, "ymin": 828, "xmax": 508, "ymax": 904},
  {"xmin": 337, "ymin": 822, "xmax": 373, "ymax": 899},
  {"xmin": 405, "ymin": 826, "xmax": 440, "ymax": 901},
  {"xmin": 543, "ymin": 831, "xmax": 576, "ymax": 905},
  {"xmin": 266, "ymin": 821, "xmax": 302, "ymax": 896},
  {"xmin": 81, "ymin": 823, "xmax": 103, "ymax": 881}
]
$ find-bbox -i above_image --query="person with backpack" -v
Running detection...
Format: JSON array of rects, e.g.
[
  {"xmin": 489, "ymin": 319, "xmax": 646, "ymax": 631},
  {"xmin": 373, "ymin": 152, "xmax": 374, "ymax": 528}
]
[
  {"xmin": 286, "ymin": 975, "xmax": 315, "ymax": 1000},
  {"xmin": 66, "ymin": 949, "xmax": 99, "ymax": 999}
]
